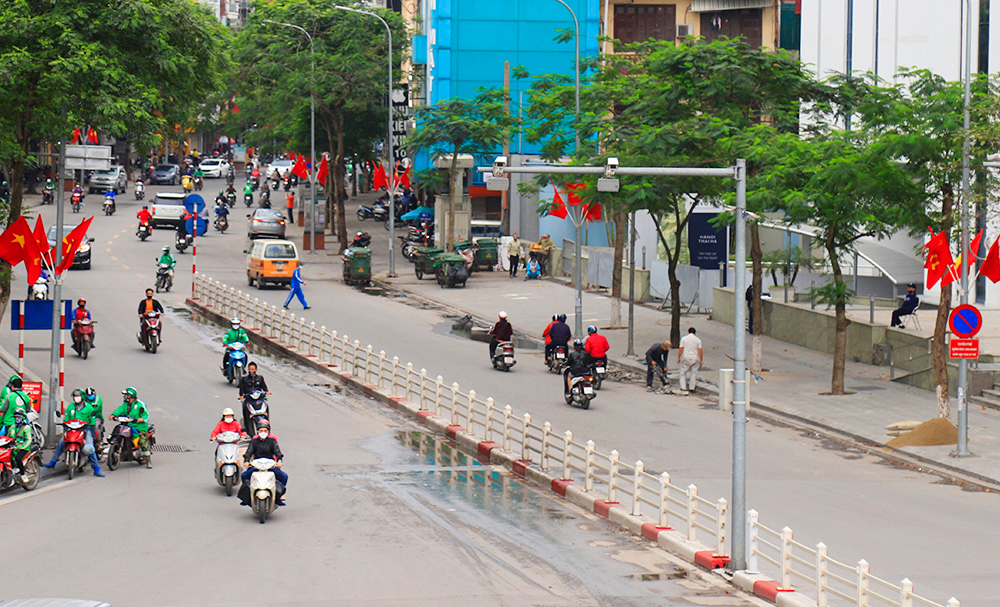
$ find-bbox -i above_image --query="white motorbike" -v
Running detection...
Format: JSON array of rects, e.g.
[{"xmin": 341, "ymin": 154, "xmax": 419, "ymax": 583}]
[
  {"xmin": 29, "ymin": 276, "xmax": 49, "ymax": 300},
  {"xmin": 491, "ymin": 341, "xmax": 516, "ymax": 372},
  {"xmin": 103, "ymin": 195, "xmax": 116, "ymax": 216},
  {"xmin": 214, "ymin": 431, "xmax": 242, "ymax": 496},
  {"xmin": 134, "ymin": 181, "xmax": 145, "ymax": 200},
  {"xmin": 248, "ymin": 457, "xmax": 279, "ymax": 524}
]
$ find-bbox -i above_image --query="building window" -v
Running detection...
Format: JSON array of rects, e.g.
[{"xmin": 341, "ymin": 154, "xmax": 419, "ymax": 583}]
[
  {"xmin": 700, "ymin": 9, "xmax": 763, "ymax": 49},
  {"xmin": 614, "ymin": 4, "xmax": 677, "ymax": 44}
]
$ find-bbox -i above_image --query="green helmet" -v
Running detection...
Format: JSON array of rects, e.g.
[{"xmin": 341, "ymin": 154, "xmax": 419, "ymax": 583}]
[
  {"xmin": 122, "ymin": 387, "xmax": 137, "ymax": 399},
  {"xmin": 7, "ymin": 374, "xmax": 19, "ymax": 385}
]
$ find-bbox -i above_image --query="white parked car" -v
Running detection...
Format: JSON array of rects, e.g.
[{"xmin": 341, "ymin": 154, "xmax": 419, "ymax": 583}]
[{"xmin": 199, "ymin": 158, "xmax": 230, "ymax": 178}]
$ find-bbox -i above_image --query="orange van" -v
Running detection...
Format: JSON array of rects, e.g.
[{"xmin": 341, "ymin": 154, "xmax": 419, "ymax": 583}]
[{"xmin": 247, "ymin": 239, "xmax": 299, "ymax": 288}]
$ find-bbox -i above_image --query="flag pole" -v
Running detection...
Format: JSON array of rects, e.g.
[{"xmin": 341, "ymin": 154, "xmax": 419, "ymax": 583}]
[{"xmin": 47, "ymin": 106, "xmax": 67, "ymax": 448}]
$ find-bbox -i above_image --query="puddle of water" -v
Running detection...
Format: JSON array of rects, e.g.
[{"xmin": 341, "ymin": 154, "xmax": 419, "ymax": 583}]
[{"xmin": 441, "ymin": 321, "xmax": 545, "ymax": 350}]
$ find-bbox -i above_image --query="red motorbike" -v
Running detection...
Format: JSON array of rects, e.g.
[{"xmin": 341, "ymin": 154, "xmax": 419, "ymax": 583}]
[
  {"xmin": 139, "ymin": 311, "xmax": 161, "ymax": 354},
  {"xmin": 71, "ymin": 192, "xmax": 83, "ymax": 213},
  {"xmin": 60, "ymin": 418, "xmax": 89, "ymax": 480},
  {"xmin": 72, "ymin": 318, "xmax": 96, "ymax": 359},
  {"xmin": 0, "ymin": 435, "xmax": 40, "ymax": 491}
]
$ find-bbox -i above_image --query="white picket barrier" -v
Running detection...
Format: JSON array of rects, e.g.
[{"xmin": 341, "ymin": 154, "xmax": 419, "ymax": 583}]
[{"xmin": 191, "ymin": 273, "xmax": 959, "ymax": 607}]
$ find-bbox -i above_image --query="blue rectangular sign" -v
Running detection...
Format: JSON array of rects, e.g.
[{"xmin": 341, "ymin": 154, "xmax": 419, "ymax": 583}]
[{"xmin": 10, "ymin": 300, "xmax": 72, "ymax": 330}]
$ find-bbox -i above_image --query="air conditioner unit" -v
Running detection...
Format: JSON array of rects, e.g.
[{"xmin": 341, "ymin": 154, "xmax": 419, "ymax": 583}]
[{"xmin": 676, "ymin": 24, "xmax": 693, "ymax": 38}]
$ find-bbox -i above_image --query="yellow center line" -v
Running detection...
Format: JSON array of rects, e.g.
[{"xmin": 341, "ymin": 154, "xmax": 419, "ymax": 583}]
[
  {"xmin": 120, "ymin": 229, "xmax": 128, "ymax": 233},
  {"xmin": 136, "ymin": 273, "xmax": 144, "ymax": 279},
  {"xmin": 110, "ymin": 256, "xmax": 118, "ymax": 261},
  {"xmin": 113, "ymin": 234, "xmax": 119, "ymax": 239},
  {"xmin": 106, "ymin": 241, "xmax": 112, "ymax": 245},
  {"xmin": 122, "ymin": 265, "xmax": 130, "ymax": 270},
  {"xmin": 105, "ymin": 248, "xmax": 111, "ymax": 253}
]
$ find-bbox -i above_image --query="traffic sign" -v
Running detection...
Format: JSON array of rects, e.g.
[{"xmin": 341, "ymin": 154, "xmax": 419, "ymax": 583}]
[
  {"xmin": 185, "ymin": 216, "xmax": 208, "ymax": 236},
  {"xmin": 949, "ymin": 304, "xmax": 982, "ymax": 338},
  {"xmin": 950, "ymin": 338, "xmax": 980, "ymax": 359},
  {"xmin": 184, "ymin": 193, "xmax": 205, "ymax": 214}
]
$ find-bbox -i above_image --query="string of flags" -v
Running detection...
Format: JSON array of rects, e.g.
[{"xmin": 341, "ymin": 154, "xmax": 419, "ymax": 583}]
[
  {"xmin": 924, "ymin": 227, "xmax": 1000, "ymax": 288},
  {"xmin": 0, "ymin": 215, "xmax": 94, "ymax": 283},
  {"xmin": 371, "ymin": 161, "xmax": 410, "ymax": 191},
  {"xmin": 550, "ymin": 183, "xmax": 602, "ymax": 221}
]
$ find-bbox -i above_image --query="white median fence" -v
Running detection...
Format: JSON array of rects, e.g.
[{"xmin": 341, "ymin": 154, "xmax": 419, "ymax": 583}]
[{"xmin": 193, "ymin": 273, "xmax": 957, "ymax": 607}]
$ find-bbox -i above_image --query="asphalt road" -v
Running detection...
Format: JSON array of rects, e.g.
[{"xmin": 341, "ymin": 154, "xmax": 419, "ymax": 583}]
[{"xmin": 0, "ymin": 183, "xmax": 768, "ymax": 607}]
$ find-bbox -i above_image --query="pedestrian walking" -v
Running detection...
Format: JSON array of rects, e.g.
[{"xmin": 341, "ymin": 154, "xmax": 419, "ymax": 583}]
[
  {"xmin": 508, "ymin": 233, "xmax": 522, "ymax": 278},
  {"xmin": 677, "ymin": 328, "xmax": 703, "ymax": 393},
  {"xmin": 644, "ymin": 340, "xmax": 671, "ymax": 392},
  {"xmin": 285, "ymin": 190, "xmax": 295, "ymax": 223},
  {"xmin": 283, "ymin": 263, "xmax": 310, "ymax": 310}
]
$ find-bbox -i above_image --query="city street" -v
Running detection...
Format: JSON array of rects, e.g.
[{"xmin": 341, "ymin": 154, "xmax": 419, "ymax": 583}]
[{"xmin": 0, "ymin": 185, "xmax": 765, "ymax": 606}]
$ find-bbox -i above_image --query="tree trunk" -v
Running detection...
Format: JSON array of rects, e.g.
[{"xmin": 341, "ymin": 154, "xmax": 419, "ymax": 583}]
[
  {"xmin": 750, "ymin": 222, "xmax": 764, "ymax": 374},
  {"xmin": 932, "ymin": 186, "xmax": 955, "ymax": 418},
  {"xmin": 828, "ymin": 242, "xmax": 847, "ymax": 395},
  {"xmin": 609, "ymin": 210, "xmax": 627, "ymax": 328},
  {"xmin": 447, "ymin": 150, "xmax": 459, "ymax": 250},
  {"xmin": 351, "ymin": 160, "xmax": 358, "ymax": 197},
  {"xmin": 334, "ymin": 125, "xmax": 348, "ymax": 253}
]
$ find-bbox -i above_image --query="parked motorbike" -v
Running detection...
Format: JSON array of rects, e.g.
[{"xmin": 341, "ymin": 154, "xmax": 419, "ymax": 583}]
[
  {"xmin": 27, "ymin": 409, "xmax": 45, "ymax": 451},
  {"xmin": 175, "ymin": 232, "xmax": 192, "ymax": 254},
  {"xmin": 244, "ymin": 192, "xmax": 253, "ymax": 207},
  {"xmin": 224, "ymin": 342, "xmax": 248, "ymax": 385},
  {"xmin": 59, "ymin": 418, "xmax": 90, "ymax": 479},
  {"xmin": 71, "ymin": 192, "xmax": 83, "ymax": 213},
  {"xmin": 103, "ymin": 195, "xmax": 116, "ymax": 216},
  {"xmin": 491, "ymin": 341, "xmax": 516, "ymax": 372},
  {"xmin": 357, "ymin": 202, "xmax": 388, "ymax": 223},
  {"xmin": 106, "ymin": 416, "xmax": 156, "ymax": 470},
  {"xmin": 138, "ymin": 311, "xmax": 162, "ymax": 354},
  {"xmin": 137, "ymin": 221, "xmax": 151, "ymax": 241},
  {"xmin": 245, "ymin": 457, "xmax": 281, "ymax": 524},
  {"xmin": 547, "ymin": 344, "xmax": 568, "ymax": 373},
  {"xmin": 155, "ymin": 263, "xmax": 173, "ymax": 293},
  {"xmin": 564, "ymin": 374, "xmax": 597, "ymax": 409},
  {"xmin": 214, "ymin": 431, "xmax": 242, "ymax": 496},
  {"xmin": 134, "ymin": 181, "xmax": 145, "ymax": 200},
  {"xmin": 242, "ymin": 390, "xmax": 269, "ymax": 431},
  {"xmin": 194, "ymin": 175, "xmax": 204, "ymax": 191},
  {"xmin": 351, "ymin": 232, "xmax": 372, "ymax": 248},
  {"xmin": 29, "ymin": 276, "xmax": 49, "ymax": 300},
  {"xmin": 590, "ymin": 358, "xmax": 608, "ymax": 390},
  {"xmin": 0, "ymin": 435, "xmax": 40, "ymax": 491},
  {"xmin": 72, "ymin": 319, "xmax": 96, "ymax": 359}
]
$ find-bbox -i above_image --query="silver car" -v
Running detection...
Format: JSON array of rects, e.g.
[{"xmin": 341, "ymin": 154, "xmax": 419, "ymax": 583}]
[
  {"xmin": 151, "ymin": 164, "xmax": 180, "ymax": 185},
  {"xmin": 247, "ymin": 208, "xmax": 287, "ymax": 239},
  {"xmin": 88, "ymin": 165, "xmax": 127, "ymax": 194}
]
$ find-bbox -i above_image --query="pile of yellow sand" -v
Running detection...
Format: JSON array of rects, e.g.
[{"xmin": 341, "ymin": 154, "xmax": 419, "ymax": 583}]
[{"xmin": 887, "ymin": 417, "xmax": 958, "ymax": 448}]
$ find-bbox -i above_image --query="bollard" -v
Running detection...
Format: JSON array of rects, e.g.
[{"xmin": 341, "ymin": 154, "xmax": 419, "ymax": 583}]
[
  {"xmin": 869, "ymin": 293, "xmax": 875, "ymax": 324},
  {"xmin": 715, "ymin": 497, "xmax": 727, "ymax": 555},
  {"xmin": 780, "ymin": 527, "xmax": 793, "ymax": 589}
]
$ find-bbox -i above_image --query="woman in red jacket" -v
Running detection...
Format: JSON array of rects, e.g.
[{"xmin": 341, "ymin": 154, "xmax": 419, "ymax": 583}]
[{"xmin": 210, "ymin": 407, "xmax": 245, "ymax": 440}]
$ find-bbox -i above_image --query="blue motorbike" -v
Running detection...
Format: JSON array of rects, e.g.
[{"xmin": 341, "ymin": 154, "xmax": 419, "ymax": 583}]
[{"xmin": 224, "ymin": 342, "xmax": 248, "ymax": 385}]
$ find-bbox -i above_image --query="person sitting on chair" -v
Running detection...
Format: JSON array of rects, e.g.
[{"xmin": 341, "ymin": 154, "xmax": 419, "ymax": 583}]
[{"xmin": 891, "ymin": 283, "xmax": 920, "ymax": 328}]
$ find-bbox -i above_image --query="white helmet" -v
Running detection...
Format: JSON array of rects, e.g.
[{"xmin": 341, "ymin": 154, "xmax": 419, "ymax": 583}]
[
  {"xmin": 498, "ymin": 311, "xmax": 507, "ymax": 319},
  {"xmin": 230, "ymin": 317, "xmax": 241, "ymax": 325},
  {"xmin": 222, "ymin": 407, "xmax": 235, "ymax": 417}
]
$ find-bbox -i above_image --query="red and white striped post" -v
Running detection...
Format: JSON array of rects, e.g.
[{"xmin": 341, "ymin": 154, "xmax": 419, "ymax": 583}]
[
  {"xmin": 58, "ymin": 306, "xmax": 65, "ymax": 416},
  {"xmin": 191, "ymin": 220, "xmax": 198, "ymax": 298},
  {"xmin": 17, "ymin": 305, "xmax": 24, "ymax": 378}
]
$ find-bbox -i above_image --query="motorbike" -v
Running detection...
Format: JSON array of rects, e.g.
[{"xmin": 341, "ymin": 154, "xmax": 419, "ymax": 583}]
[
  {"xmin": 27, "ymin": 409, "xmax": 45, "ymax": 451},
  {"xmin": 590, "ymin": 358, "xmax": 608, "ymax": 390},
  {"xmin": 175, "ymin": 231, "xmax": 192, "ymax": 254},
  {"xmin": 71, "ymin": 192, "xmax": 83, "ymax": 213},
  {"xmin": 245, "ymin": 457, "xmax": 282, "ymax": 524},
  {"xmin": 42, "ymin": 189, "xmax": 54, "ymax": 205},
  {"xmin": 138, "ymin": 311, "xmax": 162, "ymax": 353},
  {"xmin": 357, "ymin": 202, "xmax": 389, "ymax": 223},
  {"xmin": 182, "ymin": 175, "xmax": 194, "ymax": 193},
  {"xmin": 251, "ymin": 175, "xmax": 260, "ymax": 190},
  {"xmin": 155, "ymin": 263, "xmax": 173, "ymax": 293},
  {"xmin": 491, "ymin": 341, "xmax": 516, "ymax": 372},
  {"xmin": 282, "ymin": 177, "xmax": 291, "ymax": 192},
  {"xmin": 106, "ymin": 416, "xmax": 156, "ymax": 470},
  {"xmin": 29, "ymin": 276, "xmax": 49, "ymax": 300},
  {"xmin": 134, "ymin": 181, "xmax": 145, "ymax": 200},
  {"xmin": 214, "ymin": 431, "xmax": 242, "ymax": 496},
  {"xmin": 226, "ymin": 192, "xmax": 237, "ymax": 208},
  {"xmin": 59, "ymin": 418, "xmax": 90, "ymax": 479},
  {"xmin": 351, "ymin": 232, "xmax": 372, "ymax": 248},
  {"xmin": 243, "ymin": 390, "xmax": 269, "ymax": 431},
  {"xmin": 72, "ymin": 318, "xmax": 96, "ymax": 359},
  {"xmin": 259, "ymin": 190, "xmax": 271, "ymax": 209},
  {"xmin": 226, "ymin": 171, "xmax": 235, "ymax": 187},
  {"xmin": 224, "ymin": 342, "xmax": 248, "ymax": 385},
  {"xmin": 564, "ymin": 374, "xmax": 597, "ymax": 409},
  {"xmin": 0, "ymin": 435, "xmax": 40, "ymax": 491},
  {"xmin": 194, "ymin": 175, "xmax": 203, "ymax": 191},
  {"xmin": 214, "ymin": 213, "xmax": 229, "ymax": 233},
  {"xmin": 547, "ymin": 344, "xmax": 568, "ymax": 374},
  {"xmin": 103, "ymin": 195, "xmax": 116, "ymax": 216},
  {"xmin": 244, "ymin": 192, "xmax": 253, "ymax": 207},
  {"xmin": 137, "ymin": 220, "xmax": 152, "ymax": 241}
]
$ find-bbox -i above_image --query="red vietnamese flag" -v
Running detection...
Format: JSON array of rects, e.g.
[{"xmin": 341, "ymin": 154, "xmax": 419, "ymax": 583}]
[
  {"xmin": 566, "ymin": 183, "xmax": 585, "ymax": 205},
  {"xmin": 549, "ymin": 188, "xmax": 568, "ymax": 219},
  {"xmin": 923, "ymin": 228, "xmax": 955, "ymax": 288},
  {"xmin": 981, "ymin": 236, "xmax": 1000, "ymax": 283},
  {"xmin": 584, "ymin": 202, "xmax": 602, "ymax": 221},
  {"xmin": 87, "ymin": 127, "xmax": 98, "ymax": 144},
  {"xmin": 70, "ymin": 129, "xmax": 81, "ymax": 145},
  {"xmin": 55, "ymin": 217, "xmax": 94, "ymax": 275},
  {"xmin": 291, "ymin": 154, "xmax": 309, "ymax": 180},
  {"xmin": 316, "ymin": 154, "xmax": 329, "ymax": 186},
  {"xmin": 395, "ymin": 165, "xmax": 410, "ymax": 189},
  {"xmin": 0, "ymin": 217, "xmax": 40, "ymax": 267},
  {"xmin": 32, "ymin": 216, "xmax": 49, "ymax": 259},
  {"xmin": 372, "ymin": 163, "xmax": 388, "ymax": 190}
]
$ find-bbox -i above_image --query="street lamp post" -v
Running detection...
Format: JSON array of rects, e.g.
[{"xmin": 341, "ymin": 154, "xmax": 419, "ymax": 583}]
[
  {"xmin": 263, "ymin": 20, "xmax": 317, "ymax": 255},
  {"xmin": 957, "ymin": 0, "xmax": 973, "ymax": 456},
  {"xmin": 334, "ymin": 4, "xmax": 396, "ymax": 276}
]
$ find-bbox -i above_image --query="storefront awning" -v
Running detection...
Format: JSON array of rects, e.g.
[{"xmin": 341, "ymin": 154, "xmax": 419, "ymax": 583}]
[{"xmin": 690, "ymin": 0, "xmax": 773, "ymax": 12}]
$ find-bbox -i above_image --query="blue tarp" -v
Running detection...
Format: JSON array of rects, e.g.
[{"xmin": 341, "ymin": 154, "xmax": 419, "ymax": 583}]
[{"xmin": 401, "ymin": 206, "xmax": 434, "ymax": 221}]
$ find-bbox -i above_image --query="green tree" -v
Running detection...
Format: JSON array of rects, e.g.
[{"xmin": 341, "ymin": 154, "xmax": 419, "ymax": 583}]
[
  {"xmin": 233, "ymin": 0, "xmax": 405, "ymax": 252},
  {"xmin": 407, "ymin": 94, "xmax": 514, "ymax": 250},
  {"xmin": 0, "ymin": 0, "xmax": 229, "ymax": 312}
]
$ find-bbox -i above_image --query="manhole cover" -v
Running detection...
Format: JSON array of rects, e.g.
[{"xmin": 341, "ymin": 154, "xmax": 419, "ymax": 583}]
[{"xmin": 151, "ymin": 444, "xmax": 187, "ymax": 453}]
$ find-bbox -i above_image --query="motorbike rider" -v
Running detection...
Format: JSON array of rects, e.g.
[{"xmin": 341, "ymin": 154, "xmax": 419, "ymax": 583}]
[
  {"xmin": 214, "ymin": 198, "xmax": 230, "ymax": 224},
  {"xmin": 104, "ymin": 186, "xmax": 117, "ymax": 212},
  {"xmin": 137, "ymin": 205, "xmax": 152, "ymax": 226},
  {"xmin": 241, "ymin": 419, "xmax": 287, "ymax": 506},
  {"xmin": 83, "ymin": 386, "xmax": 105, "ymax": 447},
  {"xmin": 138, "ymin": 288, "xmax": 165, "ymax": 343},
  {"xmin": 544, "ymin": 314, "xmax": 571, "ymax": 364},
  {"xmin": 243, "ymin": 179, "xmax": 253, "ymax": 203},
  {"xmin": 0, "ymin": 374, "xmax": 20, "ymax": 402},
  {"xmin": 564, "ymin": 339, "xmax": 592, "ymax": 394},
  {"xmin": 7, "ymin": 412, "xmax": 33, "ymax": 480},
  {"xmin": 489, "ymin": 311, "xmax": 513, "ymax": 360},
  {"xmin": 193, "ymin": 166, "xmax": 204, "ymax": 183},
  {"xmin": 0, "ymin": 377, "xmax": 30, "ymax": 437},
  {"xmin": 44, "ymin": 388, "xmax": 103, "ymax": 477},
  {"xmin": 71, "ymin": 298, "xmax": 94, "ymax": 350},
  {"xmin": 71, "ymin": 182, "xmax": 83, "ymax": 198},
  {"xmin": 0, "ymin": 180, "xmax": 10, "ymax": 202},
  {"xmin": 109, "ymin": 387, "xmax": 152, "ymax": 469},
  {"xmin": 43, "ymin": 178, "xmax": 55, "ymax": 203},
  {"xmin": 584, "ymin": 326, "xmax": 610, "ymax": 370},
  {"xmin": 158, "ymin": 246, "xmax": 176, "ymax": 280},
  {"xmin": 238, "ymin": 362, "xmax": 269, "ymax": 431},
  {"xmin": 211, "ymin": 407, "xmax": 245, "ymax": 440},
  {"xmin": 222, "ymin": 317, "xmax": 250, "ymax": 371}
]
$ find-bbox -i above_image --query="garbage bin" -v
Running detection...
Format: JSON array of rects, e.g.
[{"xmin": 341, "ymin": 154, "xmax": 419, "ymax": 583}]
[{"xmin": 474, "ymin": 238, "xmax": 498, "ymax": 271}]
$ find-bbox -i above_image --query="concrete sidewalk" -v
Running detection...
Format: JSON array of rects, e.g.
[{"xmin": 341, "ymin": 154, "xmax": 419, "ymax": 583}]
[{"xmin": 289, "ymin": 196, "xmax": 1000, "ymax": 489}]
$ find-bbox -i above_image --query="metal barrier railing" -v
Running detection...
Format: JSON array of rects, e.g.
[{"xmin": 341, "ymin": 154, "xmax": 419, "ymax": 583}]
[{"xmin": 193, "ymin": 273, "xmax": 959, "ymax": 607}]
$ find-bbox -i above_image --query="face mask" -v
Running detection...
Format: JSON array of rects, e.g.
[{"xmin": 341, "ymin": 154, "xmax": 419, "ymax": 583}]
[
  {"xmin": 146, "ymin": 295, "xmax": 153, "ymax": 299},
  {"xmin": 224, "ymin": 416, "xmax": 233, "ymax": 423},
  {"xmin": 232, "ymin": 325, "xmax": 239, "ymax": 330},
  {"xmin": 73, "ymin": 396, "xmax": 82, "ymax": 404},
  {"xmin": 258, "ymin": 431, "xmax": 268, "ymax": 439}
]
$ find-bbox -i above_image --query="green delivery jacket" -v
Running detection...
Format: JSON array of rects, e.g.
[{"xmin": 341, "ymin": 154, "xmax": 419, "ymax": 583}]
[
  {"xmin": 8, "ymin": 423, "xmax": 31, "ymax": 450},
  {"xmin": 1, "ymin": 390, "xmax": 30, "ymax": 428},
  {"xmin": 111, "ymin": 399, "xmax": 149, "ymax": 433},
  {"xmin": 64, "ymin": 400, "xmax": 101, "ymax": 427},
  {"xmin": 223, "ymin": 328, "xmax": 249, "ymax": 346}
]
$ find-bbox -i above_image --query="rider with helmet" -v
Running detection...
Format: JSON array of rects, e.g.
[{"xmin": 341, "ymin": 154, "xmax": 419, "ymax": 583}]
[
  {"xmin": 489, "ymin": 311, "xmax": 513, "ymax": 360},
  {"xmin": 211, "ymin": 407, "xmax": 245, "ymax": 440},
  {"xmin": 0, "ymin": 377, "xmax": 30, "ymax": 437},
  {"xmin": 110, "ymin": 387, "xmax": 152, "ymax": 469},
  {"xmin": 43, "ymin": 178, "xmax": 55, "ymax": 203},
  {"xmin": 8, "ymin": 412, "xmax": 33, "ymax": 480},
  {"xmin": 241, "ymin": 419, "xmax": 287, "ymax": 506},
  {"xmin": 544, "ymin": 314, "xmax": 571, "ymax": 364},
  {"xmin": 584, "ymin": 326, "xmax": 610, "ymax": 368},
  {"xmin": 564, "ymin": 339, "xmax": 592, "ymax": 393},
  {"xmin": 71, "ymin": 298, "xmax": 95, "ymax": 351},
  {"xmin": 104, "ymin": 186, "xmax": 117, "ymax": 213},
  {"xmin": 222, "ymin": 317, "xmax": 250, "ymax": 371},
  {"xmin": 45, "ymin": 388, "xmax": 104, "ymax": 476},
  {"xmin": 158, "ymin": 245, "xmax": 176, "ymax": 279},
  {"xmin": 137, "ymin": 205, "xmax": 152, "ymax": 225}
]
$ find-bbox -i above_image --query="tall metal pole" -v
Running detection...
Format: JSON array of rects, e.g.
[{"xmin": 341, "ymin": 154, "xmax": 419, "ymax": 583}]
[
  {"xmin": 626, "ymin": 210, "xmax": 636, "ymax": 356},
  {"xmin": 551, "ymin": 0, "xmax": 582, "ymax": 336},
  {"xmin": 333, "ymin": 5, "xmax": 394, "ymax": 275},
  {"xmin": 47, "ymin": 107, "xmax": 68, "ymax": 446},
  {"xmin": 957, "ymin": 0, "xmax": 973, "ymax": 455},
  {"xmin": 309, "ymin": 36, "xmax": 317, "ymax": 254},
  {"xmin": 729, "ymin": 158, "xmax": 748, "ymax": 571}
]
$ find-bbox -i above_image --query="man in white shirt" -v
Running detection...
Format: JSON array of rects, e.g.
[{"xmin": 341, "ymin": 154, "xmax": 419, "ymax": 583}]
[{"xmin": 677, "ymin": 327, "xmax": 703, "ymax": 393}]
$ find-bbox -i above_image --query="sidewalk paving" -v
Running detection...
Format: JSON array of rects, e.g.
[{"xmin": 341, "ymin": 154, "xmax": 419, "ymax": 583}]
[{"xmin": 288, "ymin": 195, "xmax": 1000, "ymax": 488}]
